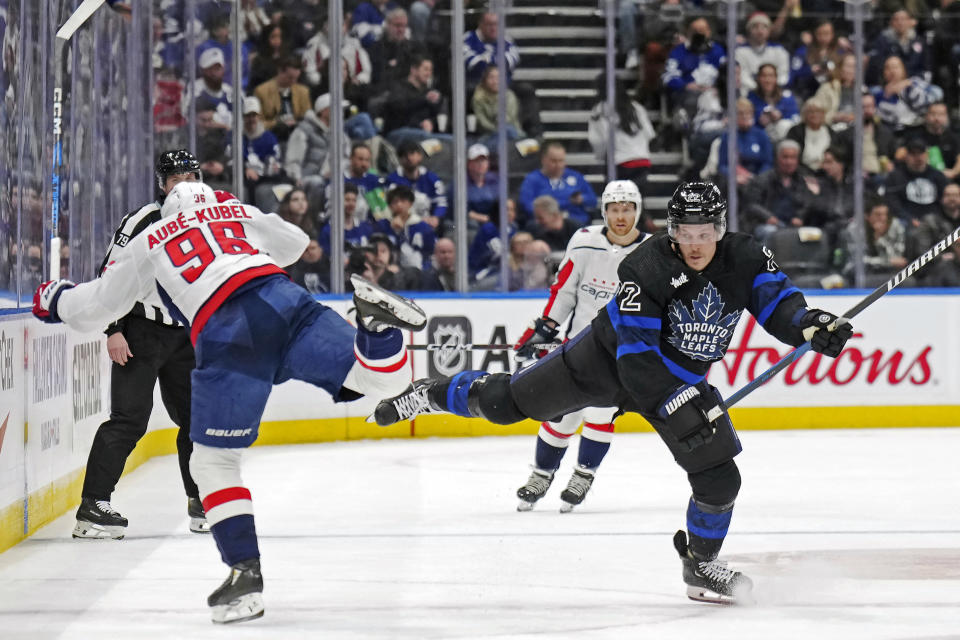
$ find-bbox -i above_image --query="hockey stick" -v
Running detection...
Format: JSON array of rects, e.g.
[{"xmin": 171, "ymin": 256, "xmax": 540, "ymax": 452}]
[
  {"xmin": 49, "ymin": 0, "xmax": 107, "ymax": 279},
  {"xmin": 407, "ymin": 342, "xmax": 559, "ymax": 352},
  {"xmin": 723, "ymin": 223, "xmax": 960, "ymax": 409}
]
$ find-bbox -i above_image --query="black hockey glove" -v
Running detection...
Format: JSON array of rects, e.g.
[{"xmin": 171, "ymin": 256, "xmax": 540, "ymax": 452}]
[
  {"xmin": 798, "ymin": 309, "xmax": 853, "ymax": 358},
  {"xmin": 656, "ymin": 382, "xmax": 725, "ymax": 453},
  {"xmin": 514, "ymin": 316, "xmax": 560, "ymax": 361}
]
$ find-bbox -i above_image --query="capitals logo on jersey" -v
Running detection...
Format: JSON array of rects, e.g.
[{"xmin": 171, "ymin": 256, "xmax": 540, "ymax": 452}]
[{"xmin": 666, "ymin": 282, "xmax": 741, "ymax": 361}]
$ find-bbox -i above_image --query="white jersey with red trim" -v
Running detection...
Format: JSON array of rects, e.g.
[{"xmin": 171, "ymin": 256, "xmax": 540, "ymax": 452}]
[
  {"xmin": 542, "ymin": 225, "xmax": 648, "ymax": 336},
  {"xmin": 56, "ymin": 199, "xmax": 309, "ymax": 343}
]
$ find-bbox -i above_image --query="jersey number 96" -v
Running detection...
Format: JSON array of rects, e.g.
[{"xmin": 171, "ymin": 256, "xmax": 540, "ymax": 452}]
[{"xmin": 165, "ymin": 221, "xmax": 258, "ymax": 283}]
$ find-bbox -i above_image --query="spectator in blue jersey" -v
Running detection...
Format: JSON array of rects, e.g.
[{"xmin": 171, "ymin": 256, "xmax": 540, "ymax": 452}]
[
  {"xmin": 866, "ymin": 9, "xmax": 931, "ymax": 87},
  {"xmin": 747, "ymin": 63, "xmax": 800, "ymax": 143},
  {"xmin": 463, "ymin": 11, "xmax": 520, "ymax": 88},
  {"xmin": 344, "ymin": 142, "xmax": 390, "ymax": 221},
  {"xmin": 196, "ymin": 14, "xmax": 251, "ymax": 91},
  {"xmin": 463, "ymin": 11, "xmax": 542, "ymax": 138},
  {"xmin": 465, "ymin": 144, "xmax": 499, "ymax": 226},
  {"xmin": 469, "ymin": 198, "xmax": 517, "ymax": 278},
  {"xmin": 661, "ymin": 17, "xmax": 726, "ymax": 114},
  {"xmin": 386, "ymin": 140, "xmax": 448, "ymax": 230},
  {"xmin": 241, "ymin": 97, "xmax": 283, "ymax": 210},
  {"xmin": 352, "ymin": 0, "xmax": 399, "ymax": 49},
  {"xmin": 735, "ymin": 12, "xmax": 790, "ymax": 93},
  {"xmin": 518, "ymin": 141, "xmax": 597, "ymax": 228},
  {"xmin": 714, "ymin": 98, "xmax": 773, "ymax": 186},
  {"xmin": 374, "ymin": 186, "xmax": 436, "ymax": 270},
  {"xmin": 188, "ymin": 49, "xmax": 233, "ymax": 131},
  {"xmin": 319, "ymin": 183, "xmax": 375, "ymax": 253},
  {"xmin": 871, "ymin": 55, "xmax": 943, "ymax": 132}
]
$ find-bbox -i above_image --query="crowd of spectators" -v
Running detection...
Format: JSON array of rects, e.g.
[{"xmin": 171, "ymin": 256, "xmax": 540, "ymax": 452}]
[
  {"xmin": 642, "ymin": 1, "xmax": 960, "ymax": 287},
  {"xmin": 144, "ymin": 1, "xmax": 960, "ymax": 294}
]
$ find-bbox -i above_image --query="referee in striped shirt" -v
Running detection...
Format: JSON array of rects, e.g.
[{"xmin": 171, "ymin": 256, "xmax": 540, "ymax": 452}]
[{"xmin": 73, "ymin": 150, "xmax": 210, "ymax": 539}]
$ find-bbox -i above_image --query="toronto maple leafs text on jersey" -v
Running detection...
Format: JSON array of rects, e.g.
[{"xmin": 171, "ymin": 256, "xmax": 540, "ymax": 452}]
[{"xmin": 592, "ymin": 232, "xmax": 810, "ymax": 413}]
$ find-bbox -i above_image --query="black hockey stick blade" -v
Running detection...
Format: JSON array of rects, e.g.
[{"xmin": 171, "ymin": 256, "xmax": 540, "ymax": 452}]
[{"xmin": 723, "ymin": 223, "xmax": 960, "ymax": 409}]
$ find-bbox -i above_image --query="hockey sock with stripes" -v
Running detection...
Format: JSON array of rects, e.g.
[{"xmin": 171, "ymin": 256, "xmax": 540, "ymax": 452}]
[
  {"xmin": 426, "ymin": 370, "xmax": 488, "ymax": 417},
  {"xmin": 534, "ymin": 436, "xmax": 566, "ymax": 472},
  {"xmin": 685, "ymin": 497, "xmax": 733, "ymax": 560}
]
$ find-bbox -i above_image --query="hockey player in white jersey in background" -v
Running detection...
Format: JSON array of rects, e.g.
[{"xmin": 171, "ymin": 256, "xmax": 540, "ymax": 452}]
[
  {"xmin": 513, "ymin": 180, "xmax": 648, "ymax": 512},
  {"xmin": 32, "ymin": 181, "xmax": 426, "ymax": 625}
]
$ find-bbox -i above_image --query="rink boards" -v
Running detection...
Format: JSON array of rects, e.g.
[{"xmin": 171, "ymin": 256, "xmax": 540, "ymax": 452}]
[{"xmin": 1, "ymin": 290, "xmax": 958, "ymax": 551}]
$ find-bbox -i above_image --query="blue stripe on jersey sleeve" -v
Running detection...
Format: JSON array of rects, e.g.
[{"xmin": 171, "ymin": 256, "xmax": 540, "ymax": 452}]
[
  {"xmin": 751, "ymin": 271, "xmax": 801, "ymax": 326},
  {"xmin": 616, "ymin": 341, "xmax": 705, "ymax": 385}
]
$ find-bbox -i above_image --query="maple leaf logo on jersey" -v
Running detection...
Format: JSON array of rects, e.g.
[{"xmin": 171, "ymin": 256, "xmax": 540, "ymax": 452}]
[{"xmin": 666, "ymin": 283, "xmax": 741, "ymax": 361}]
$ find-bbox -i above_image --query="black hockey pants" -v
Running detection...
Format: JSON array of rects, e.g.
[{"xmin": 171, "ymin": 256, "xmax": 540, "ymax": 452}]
[{"xmin": 81, "ymin": 316, "xmax": 199, "ymax": 501}]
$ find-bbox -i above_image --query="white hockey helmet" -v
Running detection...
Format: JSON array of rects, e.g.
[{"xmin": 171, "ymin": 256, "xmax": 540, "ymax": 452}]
[
  {"xmin": 600, "ymin": 180, "xmax": 642, "ymax": 233},
  {"xmin": 160, "ymin": 181, "xmax": 217, "ymax": 218}
]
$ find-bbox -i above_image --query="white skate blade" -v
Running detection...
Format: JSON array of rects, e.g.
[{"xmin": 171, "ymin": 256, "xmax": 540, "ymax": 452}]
[
  {"xmin": 685, "ymin": 584, "xmax": 754, "ymax": 606},
  {"xmin": 211, "ymin": 592, "xmax": 265, "ymax": 624},
  {"xmin": 72, "ymin": 520, "xmax": 125, "ymax": 540},
  {"xmin": 350, "ymin": 275, "xmax": 426, "ymax": 328},
  {"xmin": 516, "ymin": 500, "xmax": 536, "ymax": 512},
  {"xmin": 189, "ymin": 517, "xmax": 211, "ymax": 533},
  {"xmin": 559, "ymin": 501, "xmax": 574, "ymax": 513}
]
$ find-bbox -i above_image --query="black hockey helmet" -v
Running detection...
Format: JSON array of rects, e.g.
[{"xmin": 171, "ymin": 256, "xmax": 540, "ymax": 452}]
[
  {"xmin": 666, "ymin": 181, "xmax": 726, "ymax": 242},
  {"xmin": 155, "ymin": 149, "xmax": 202, "ymax": 194}
]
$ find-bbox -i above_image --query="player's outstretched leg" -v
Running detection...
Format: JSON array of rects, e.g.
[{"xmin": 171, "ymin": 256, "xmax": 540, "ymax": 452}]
[
  {"xmin": 72, "ymin": 497, "xmax": 128, "ymax": 540},
  {"xmin": 673, "ymin": 529, "xmax": 753, "ymax": 605},
  {"xmin": 373, "ymin": 372, "xmax": 526, "ymax": 426},
  {"xmin": 350, "ymin": 274, "xmax": 426, "ymax": 332}
]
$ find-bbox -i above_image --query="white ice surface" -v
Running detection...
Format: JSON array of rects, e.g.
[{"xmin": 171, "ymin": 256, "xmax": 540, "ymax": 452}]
[{"xmin": 1, "ymin": 428, "xmax": 959, "ymax": 639}]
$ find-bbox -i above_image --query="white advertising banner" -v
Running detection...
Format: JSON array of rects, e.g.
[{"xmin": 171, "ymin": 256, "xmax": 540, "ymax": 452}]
[
  {"xmin": 141, "ymin": 292, "xmax": 960, "ymax": 426},
  {"xmin": 24, "ymin": 322, "xmax": 109, "ymax": 494},
  {"xmin": 0, "ymin": 316, "xmax": 25, "ymax": 512}
]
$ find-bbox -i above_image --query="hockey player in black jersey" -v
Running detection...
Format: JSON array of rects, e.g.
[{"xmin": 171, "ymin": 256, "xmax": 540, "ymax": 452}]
[{"xmin": 374, "ymin": 182, "xmax": 853, "ymax": 604}]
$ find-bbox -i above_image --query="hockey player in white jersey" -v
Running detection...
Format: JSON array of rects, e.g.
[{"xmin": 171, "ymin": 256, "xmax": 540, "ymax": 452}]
[
  {"xmin": 32, "ymin": 181, "xmax": 426, "ymax": 625},
  {"xmin": 513, "ymin": 180, "xmax": 648, "ymax": 512}
]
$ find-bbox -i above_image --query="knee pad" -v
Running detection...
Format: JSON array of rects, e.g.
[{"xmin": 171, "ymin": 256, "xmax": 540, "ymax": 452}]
[
  {"xmin": 467, "ymin": 373, "xmax": 525, "ymax": 424},
  {"xmin": 688, "ymin": 459, "xmax": 741, "ymax": 507}
]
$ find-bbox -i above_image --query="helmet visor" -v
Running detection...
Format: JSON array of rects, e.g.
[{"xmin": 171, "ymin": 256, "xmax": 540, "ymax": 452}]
[{"xmin": 668, "ymin": 221, "xmax": 725, "ymax": 244}]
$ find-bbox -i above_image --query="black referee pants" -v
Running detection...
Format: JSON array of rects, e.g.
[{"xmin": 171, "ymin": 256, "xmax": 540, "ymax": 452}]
[{"xmin": 81, "ymin": 315, "xmax": 199, "ymax": 501}]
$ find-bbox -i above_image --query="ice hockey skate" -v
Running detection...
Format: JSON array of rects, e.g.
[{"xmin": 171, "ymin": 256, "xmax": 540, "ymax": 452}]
[
  {"xmin": 350, "ymin": 274, "xmax": 427, "ymax": 332},
  {"xmin": 72, "ymin": 497, "xmax": 127, "ymax": 540},
  {"xmin": 516, "ymin": 468, "xmax": 554, "ymax": 511},
  {"xmin": 208, "ymin": 559, "xmax": 264, "ymax": 624},
  {"xmin": 372, "ymin": 379, "xmax": 442, "ymax": 424},
  {"xmin": 559, "ymin": 466, "xmax": 595, "ymax": 512},
  {"xmin": 188, "ymin": 497, "xmax": 210, "ymax": 533},
  {"xmin": 673, "ymin": 530, "xmax": 754, "ymax": 605}
]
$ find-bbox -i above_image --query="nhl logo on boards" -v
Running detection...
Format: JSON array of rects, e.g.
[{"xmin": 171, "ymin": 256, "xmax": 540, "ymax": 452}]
[
  {"xmin": 666, "ymin": 283, "xmax": 741, "ymax": 362},
  {"xmin": 427, "ymin": 316, "xmax": 472, "ymax": 377}
]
